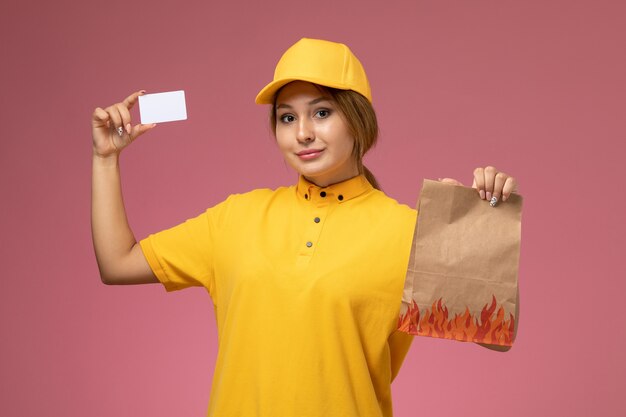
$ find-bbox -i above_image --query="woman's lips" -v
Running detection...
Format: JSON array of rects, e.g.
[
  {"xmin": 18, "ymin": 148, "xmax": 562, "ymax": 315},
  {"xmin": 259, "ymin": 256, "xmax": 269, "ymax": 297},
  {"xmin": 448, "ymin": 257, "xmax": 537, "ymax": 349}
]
[{"xmin": 296, "ymin": 149, "xmax": 324, "ymax": 160}]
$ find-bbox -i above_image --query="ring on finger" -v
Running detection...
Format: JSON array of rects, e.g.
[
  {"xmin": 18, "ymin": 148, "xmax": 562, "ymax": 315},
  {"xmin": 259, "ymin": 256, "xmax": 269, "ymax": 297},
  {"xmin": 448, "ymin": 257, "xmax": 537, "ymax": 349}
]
[{"xmin": 116, "ymin": 126, "xmax": 124, "ymax": 137}]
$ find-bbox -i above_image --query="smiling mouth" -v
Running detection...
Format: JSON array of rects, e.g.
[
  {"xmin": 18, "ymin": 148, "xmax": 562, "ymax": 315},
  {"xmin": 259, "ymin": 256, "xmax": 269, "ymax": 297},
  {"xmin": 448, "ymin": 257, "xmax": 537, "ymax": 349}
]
[
  {"xmin": 296, "ymin": 149, "xmax": 325, "ymax": 160},
  {"xmin": 296, "ymin": 149, "xmax": 324, "ymax": 155}
]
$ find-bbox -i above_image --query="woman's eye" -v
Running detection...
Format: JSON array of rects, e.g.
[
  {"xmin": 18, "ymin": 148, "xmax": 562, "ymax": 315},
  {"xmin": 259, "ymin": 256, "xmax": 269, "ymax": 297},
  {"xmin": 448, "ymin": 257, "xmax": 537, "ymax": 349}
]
[
  {"xmin": 316, "ymin": 110, "xmax": 330, "ymax": 118},
  {"xmin": 280, "ymin": 114, "xmax": 295, "ymax": 123}
]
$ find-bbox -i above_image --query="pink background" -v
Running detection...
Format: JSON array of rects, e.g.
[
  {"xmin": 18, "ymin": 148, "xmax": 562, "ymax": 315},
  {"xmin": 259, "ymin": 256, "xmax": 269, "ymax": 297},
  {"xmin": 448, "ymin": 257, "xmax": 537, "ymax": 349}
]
[{"xmin": 2, "ymin": 0, "xmax": 624, "ymax": 416}]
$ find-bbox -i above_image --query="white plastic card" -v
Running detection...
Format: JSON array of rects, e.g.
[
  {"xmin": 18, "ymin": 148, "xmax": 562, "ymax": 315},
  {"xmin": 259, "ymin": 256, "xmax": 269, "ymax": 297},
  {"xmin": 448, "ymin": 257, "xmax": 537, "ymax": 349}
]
[{"xmin": 138, "ymin": 90, "xmax": 187, "ymax": 124}]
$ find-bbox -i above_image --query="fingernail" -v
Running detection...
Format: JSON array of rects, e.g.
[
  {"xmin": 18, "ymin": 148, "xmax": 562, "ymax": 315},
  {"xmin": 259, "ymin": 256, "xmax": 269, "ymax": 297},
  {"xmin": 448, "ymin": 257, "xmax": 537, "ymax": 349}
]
[
  {"xmin": 140, "ymin": 90, "xmax": 147, "ymax": 94},
  {"xmin": 126, "ymin": 123, "xmax": 131, "ymax": 134},
  {"xmin": 502, "ymin": 194, "xmax": 507, "ymax": 202},
  {"xmin": 490, "ymin": 196, "xmax": 498, "ymax": 207},
  {"xmin": 486, "ymin": 191, "xmax": 492, "ymax": 201},
  {"xmin": 479, "ymin": 190, "xmax": 485, "ymax": 199}
]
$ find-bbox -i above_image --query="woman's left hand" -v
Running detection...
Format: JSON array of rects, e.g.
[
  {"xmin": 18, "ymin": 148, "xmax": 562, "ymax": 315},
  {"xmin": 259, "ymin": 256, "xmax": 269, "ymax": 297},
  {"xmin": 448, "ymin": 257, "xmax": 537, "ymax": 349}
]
[{"xmin": 439, "ymin": 166, "xmax": 518, "ymax": 206}]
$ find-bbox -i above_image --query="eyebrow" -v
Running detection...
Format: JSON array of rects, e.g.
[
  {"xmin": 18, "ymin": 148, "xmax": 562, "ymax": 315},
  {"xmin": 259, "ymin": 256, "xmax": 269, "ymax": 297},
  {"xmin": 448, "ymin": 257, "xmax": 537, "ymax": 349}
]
[{"xmin": 276, "ymin": 97, "xmax": 331, "ymax": 110}]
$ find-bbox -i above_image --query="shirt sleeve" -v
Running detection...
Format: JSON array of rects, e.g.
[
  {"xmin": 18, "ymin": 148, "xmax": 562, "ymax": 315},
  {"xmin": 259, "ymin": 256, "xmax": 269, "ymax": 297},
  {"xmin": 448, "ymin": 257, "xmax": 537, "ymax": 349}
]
[
  {"xmin": 388, "ymin": 329, "xmax": 414, "ymax": 383},
  {"xmin": 139, "ymin": 197, "xmax": 232, "ymax": 302}
]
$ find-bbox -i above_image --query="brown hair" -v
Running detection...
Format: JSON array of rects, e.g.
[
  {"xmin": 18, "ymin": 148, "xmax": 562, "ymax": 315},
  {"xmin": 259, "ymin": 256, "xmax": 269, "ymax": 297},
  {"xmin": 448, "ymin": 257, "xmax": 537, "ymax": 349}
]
[{"xmin": 270, "ymin": 84, "xmax": 381, "ymax": 190}]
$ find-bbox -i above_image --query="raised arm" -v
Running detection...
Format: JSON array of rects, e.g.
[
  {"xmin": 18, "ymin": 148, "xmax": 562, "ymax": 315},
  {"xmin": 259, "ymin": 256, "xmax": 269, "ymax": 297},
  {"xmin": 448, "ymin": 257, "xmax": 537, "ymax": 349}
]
[{"xmin": 91, "ymin": 90, "xmax": 158, "ymax": 285}]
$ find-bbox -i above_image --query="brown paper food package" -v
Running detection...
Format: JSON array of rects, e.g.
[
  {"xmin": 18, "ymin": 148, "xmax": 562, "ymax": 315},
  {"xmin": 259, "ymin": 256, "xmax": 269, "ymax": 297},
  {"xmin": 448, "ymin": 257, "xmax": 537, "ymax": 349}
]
[{"xmin": 397, "ymin": 179, "xmax": 523, "ymax": 346}]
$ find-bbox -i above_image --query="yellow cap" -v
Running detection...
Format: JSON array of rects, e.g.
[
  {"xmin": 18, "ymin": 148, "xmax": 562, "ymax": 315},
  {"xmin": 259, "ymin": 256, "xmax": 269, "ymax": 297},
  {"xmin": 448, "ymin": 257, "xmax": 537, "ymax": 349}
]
[{"xmin": 255, "ymin": 38, "xmax": 372, "ymax": 104}]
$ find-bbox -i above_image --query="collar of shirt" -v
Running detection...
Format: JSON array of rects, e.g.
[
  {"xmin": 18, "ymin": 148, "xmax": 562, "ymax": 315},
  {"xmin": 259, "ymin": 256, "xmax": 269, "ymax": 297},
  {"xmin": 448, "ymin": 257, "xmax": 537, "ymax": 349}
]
[{"xmin": 296, "ymin": 174, "xmax": 373, "ymax": 204}]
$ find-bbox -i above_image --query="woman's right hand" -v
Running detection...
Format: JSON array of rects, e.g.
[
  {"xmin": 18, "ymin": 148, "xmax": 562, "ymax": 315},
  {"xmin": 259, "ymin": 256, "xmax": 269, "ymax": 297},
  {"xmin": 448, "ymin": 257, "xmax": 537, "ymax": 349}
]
[{"xmin": 92, "ymin": 90, "xmax": 156, "ymax": 158}]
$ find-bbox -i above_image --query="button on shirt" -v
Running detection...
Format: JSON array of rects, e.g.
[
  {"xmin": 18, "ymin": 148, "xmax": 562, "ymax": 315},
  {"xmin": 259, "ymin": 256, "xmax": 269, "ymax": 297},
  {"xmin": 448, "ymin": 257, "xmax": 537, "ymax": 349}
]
[{"xmin": 139, "ymin": 174, "xmax": 417, "ymax": 417}]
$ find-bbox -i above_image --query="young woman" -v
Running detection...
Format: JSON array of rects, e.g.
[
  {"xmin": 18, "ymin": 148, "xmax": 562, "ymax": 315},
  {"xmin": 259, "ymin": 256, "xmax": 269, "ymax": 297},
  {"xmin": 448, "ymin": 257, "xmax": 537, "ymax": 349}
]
[{"xmin": 91, "ymin": 38, "xmax": 518, "ymax": 417}]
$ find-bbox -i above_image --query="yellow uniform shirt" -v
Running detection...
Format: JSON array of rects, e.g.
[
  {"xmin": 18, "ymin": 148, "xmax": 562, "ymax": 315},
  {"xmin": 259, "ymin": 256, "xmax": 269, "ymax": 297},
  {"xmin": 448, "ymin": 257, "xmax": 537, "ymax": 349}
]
[{"xmin": 140, "ymin": 174, "xmax": 417, "ymax": 417}]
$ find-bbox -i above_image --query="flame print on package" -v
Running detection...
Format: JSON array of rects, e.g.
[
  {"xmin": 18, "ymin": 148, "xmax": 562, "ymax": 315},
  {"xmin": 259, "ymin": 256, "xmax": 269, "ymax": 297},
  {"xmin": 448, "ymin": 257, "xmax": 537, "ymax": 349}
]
[{"xmin": 397, "ymin": 295, "xmax": 516, "ymax": 346}]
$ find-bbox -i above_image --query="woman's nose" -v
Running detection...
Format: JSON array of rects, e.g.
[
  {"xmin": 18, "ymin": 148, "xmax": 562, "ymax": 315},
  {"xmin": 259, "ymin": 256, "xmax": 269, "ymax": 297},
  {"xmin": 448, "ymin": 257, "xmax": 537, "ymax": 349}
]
[{"xmin": 296, "ymin": 119, "xmax": 314, "ymax": 143}]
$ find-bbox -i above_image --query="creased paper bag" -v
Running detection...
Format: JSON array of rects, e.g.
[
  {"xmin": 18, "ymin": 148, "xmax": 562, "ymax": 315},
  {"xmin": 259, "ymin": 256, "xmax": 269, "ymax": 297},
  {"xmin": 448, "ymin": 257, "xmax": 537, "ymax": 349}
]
[{"xmin": 397, "ymin": 179, "xmax": 523, "ymax": 346}]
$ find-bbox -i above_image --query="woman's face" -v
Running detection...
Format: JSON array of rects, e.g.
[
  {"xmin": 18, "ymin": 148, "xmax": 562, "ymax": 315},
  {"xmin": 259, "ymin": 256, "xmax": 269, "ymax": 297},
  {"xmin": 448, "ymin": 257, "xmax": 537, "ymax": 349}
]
[{"xmin": 274, "ymin": 81, "xmax": 358, "ymax": 187}]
